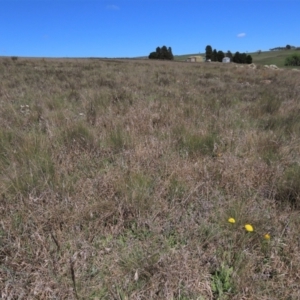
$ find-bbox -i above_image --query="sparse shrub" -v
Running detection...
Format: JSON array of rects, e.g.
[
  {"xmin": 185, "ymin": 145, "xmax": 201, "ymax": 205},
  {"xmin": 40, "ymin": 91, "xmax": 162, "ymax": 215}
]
[
  {"xmin": 11, "ymin": 56, "xmax": 18, "ymax": 61},
  {"xmin": 211, "ymin": 263, "xmax": 234, "ymax": 299},
  {"xmin": 284, "ymin": 54, "xmax": 300, "ymax": 66}
]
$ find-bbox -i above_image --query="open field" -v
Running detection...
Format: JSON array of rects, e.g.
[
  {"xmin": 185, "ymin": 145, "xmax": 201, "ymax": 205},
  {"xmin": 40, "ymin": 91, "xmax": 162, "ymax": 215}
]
[{"xmin": 1, "ymin": 57, "xmax": 300, "ymax": 299}]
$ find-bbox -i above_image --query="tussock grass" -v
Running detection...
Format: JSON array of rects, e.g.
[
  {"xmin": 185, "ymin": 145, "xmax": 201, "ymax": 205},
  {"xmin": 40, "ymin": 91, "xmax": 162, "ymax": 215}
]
[{"xmin": 0, "ymin": 58, "xmax": 300, "ymax": 299}]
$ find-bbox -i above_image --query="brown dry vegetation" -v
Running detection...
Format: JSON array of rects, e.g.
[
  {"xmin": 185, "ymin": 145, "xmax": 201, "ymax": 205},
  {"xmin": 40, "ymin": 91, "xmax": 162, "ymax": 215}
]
[{"xmin": 0, "ymin": 57, "xmax": 300, "ymax": 299}]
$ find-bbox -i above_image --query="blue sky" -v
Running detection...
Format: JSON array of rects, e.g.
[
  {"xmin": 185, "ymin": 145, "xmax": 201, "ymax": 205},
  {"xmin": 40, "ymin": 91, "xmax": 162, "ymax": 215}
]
[{"xmin": 0, "ymin": 0, "xmax": 299, "ymax": 58}]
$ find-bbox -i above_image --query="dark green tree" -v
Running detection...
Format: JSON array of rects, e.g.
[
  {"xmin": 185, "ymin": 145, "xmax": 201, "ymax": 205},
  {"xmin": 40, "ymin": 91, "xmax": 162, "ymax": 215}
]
[
  {"xmin": 217, "ymin": 50, "xmax": 225, "ymax": 62},
  {"xmin": 149, "ymin": 46, "xmax": 174, "ymax": 60},
  {"xmin": 205, "ymin": 45, "xmax": 213, "ymax": 60},
  {"xmin": 226, "ymin": 51, "xmax": 233, "ymax": 60},
  {"xmin": 241, "ymin": 53, "xmax": 247, "ymax": 63},
  {"xmin": 212, "ymin": 49, "xmax": 217, "ymax": 62},
  {"xmin": 233, "ymin": 52, "xmax": 252, "ymax": 64},
  {"xmin": 161, "ymin": 46, "xmax": 168, "ymax": 59},
  {"xmin": 156, "ymin": 47, "xmax": 161, "ymax": 58},
  {"xmin": 246, "ymin": 54, "xmax": 253, "ymax": 64},
  {"xmin": 149, "ymin": 52, "xmax": 158, "ymax": 59},
  {"xmin": 233, "ymin": 52, "xmax": 241, "ymax": 63},
  {"xmin": 286, "ymin": 44, "xmax": 291, "ymax": 50},
  {"xmin": 168, "ymin": 47, "xmax": 174, "ymax": 60}
]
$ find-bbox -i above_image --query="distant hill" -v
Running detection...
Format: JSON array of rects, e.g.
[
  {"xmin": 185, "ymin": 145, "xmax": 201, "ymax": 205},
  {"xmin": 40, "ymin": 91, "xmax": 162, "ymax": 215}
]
[
  {"xmin": 250, "ymin": 49, "xmax": 300, "ymax": 68},
  {"xmin": 173, "ymin": 49, "xmax": 300, "ymax": 68},
  {"xmin": 174, "ymin": 53, "xmax": 205, "ymax": 62}
]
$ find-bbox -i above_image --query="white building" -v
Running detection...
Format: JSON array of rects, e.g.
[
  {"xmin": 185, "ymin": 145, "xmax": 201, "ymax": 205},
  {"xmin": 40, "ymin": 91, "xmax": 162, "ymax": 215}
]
[{"xmin": 222, "ymin": 57, "xmax": 230, "ymax": 63}]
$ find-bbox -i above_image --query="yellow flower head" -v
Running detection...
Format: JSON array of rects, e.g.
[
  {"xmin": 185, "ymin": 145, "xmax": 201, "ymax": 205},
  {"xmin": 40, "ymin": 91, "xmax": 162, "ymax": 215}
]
[
  {"xmin": 264, "ymin": 233, "xmax": 271, "ymax": 240},
  {"xmin": 244, "ymin": 224, "xmax": 254, "ymax": 232},
  {"xmin": 228, "ymin": 218, "xmax": 236, "ymax": 224}
]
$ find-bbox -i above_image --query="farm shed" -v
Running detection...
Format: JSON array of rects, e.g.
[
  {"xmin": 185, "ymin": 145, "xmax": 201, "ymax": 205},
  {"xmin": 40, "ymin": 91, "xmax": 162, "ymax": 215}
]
[
  {"xmin": 222, "ymin": 57, "xmax": 230, "ymax": 63},
  {"xmin": 186, "ymin": 56, "xmax": 204, "ymax": 62}
]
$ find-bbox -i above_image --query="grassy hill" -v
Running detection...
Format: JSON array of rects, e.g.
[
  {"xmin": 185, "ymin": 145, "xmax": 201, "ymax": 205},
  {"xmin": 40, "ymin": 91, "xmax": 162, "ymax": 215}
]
[
  {"xmin": 174, "ymin": 53, "xmax": 205, "ymax": 61},
  {"xmin": 1, "ymin": 57, "xmax": 300, "ymax": 299},
  {"xmin": 251, "ymin": 49, "xmax": 300, "ymax": 67},
  {"xmin": 175, "ymin": 49, "xmax": 300, "ymax": 68}
]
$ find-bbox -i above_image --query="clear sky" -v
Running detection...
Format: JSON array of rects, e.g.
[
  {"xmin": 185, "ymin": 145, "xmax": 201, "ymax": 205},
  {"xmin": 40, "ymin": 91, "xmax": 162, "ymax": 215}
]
[{"xmin": 0, "ymin": 0, "xmax": 299, "ymax": 58}]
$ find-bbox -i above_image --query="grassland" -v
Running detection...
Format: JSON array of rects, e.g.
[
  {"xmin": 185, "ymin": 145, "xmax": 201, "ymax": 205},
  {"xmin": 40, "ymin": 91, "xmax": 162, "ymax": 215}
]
[
  {"xmin": 1, "ymin": 57, "xmax": 300, "ymax": 299},
  {"xmin": 251, "ymin": 50, "xmax": 300, "ymax": 68}
]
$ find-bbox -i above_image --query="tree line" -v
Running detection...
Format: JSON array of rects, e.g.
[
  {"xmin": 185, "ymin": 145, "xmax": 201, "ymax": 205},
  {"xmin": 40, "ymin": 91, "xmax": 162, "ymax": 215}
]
[
  {"xmin": 270, "ymin": 45, "xmax": 300, "ymax": 51},
  {"xmin": 205, "ymin": 45, "xmax": 252, "ymax": 64},
  {"xmin": 149, "ymin": 46, "xmax": 174, "ymax": 60},
  {"xmin": 148, "ymin": 44, "xmax": 254, "ymax": 64}
]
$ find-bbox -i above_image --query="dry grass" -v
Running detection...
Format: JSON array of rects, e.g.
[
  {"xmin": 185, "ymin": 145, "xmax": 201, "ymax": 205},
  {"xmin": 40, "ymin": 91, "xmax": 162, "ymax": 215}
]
[{"xmin": 1, "ymin": 57, "xmax": 300, "ymax": 299}]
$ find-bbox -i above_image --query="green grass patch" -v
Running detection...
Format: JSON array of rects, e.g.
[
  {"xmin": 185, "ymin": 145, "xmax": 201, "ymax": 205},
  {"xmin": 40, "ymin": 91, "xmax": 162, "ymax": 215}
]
[
  {"xmin": 251, "ymin": 49, "xmax": 300, "ymax": 68},
  {"xmin": 174, "ymin": 125, "xmax": 218, "ymax": 157}
]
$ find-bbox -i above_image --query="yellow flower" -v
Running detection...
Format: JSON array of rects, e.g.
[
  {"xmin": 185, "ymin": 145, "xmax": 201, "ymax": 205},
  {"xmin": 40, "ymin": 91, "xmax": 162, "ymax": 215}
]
[
  {"xmin": 264, "ymin": 233, "xmax": 271, "ymax": 240},
  {"xmin": 228, "ymin": 218, "xmax": 236, "ymax": 224},
  {"xmin": 244, "ymin": 224, "xmax": 254, "ymax": 232}
]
